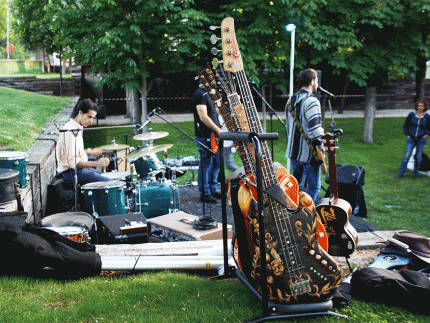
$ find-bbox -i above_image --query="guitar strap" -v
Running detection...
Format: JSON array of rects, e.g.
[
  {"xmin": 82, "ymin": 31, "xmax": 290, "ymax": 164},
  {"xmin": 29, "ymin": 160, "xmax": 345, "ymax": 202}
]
[{"xmin": 286, "ymin": 96, "xmax": 323, "ymax": 164}]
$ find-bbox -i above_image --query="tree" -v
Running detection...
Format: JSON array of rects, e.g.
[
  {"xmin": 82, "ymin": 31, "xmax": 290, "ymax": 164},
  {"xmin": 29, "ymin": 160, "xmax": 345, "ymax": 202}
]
[{"xmin": 40, "ymin": 0, "xmax": 213, "ymax": 126}]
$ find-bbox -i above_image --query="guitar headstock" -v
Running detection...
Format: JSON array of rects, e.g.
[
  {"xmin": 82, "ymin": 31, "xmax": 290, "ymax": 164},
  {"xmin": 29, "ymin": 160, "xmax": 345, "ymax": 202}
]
[
  {"xmin": 321, "ymin": 133, "xmax": 336, "ymax": 154},
  {"xmin": 220, "ymin": 17, "xmax": 244, "ymax": 73},
  {"xmin": 196, "ymin": 66, "xmax": 223, "ymax": 108}
]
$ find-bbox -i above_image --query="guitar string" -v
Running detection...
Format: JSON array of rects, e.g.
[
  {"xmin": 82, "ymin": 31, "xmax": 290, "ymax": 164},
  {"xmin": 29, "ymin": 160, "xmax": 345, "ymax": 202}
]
[
  {"xmin": 214, "ymin": 67, "xmax": 256, "ymax": 177},
  {"xmin": 232, "ymin": 65, "xmax": 305, "ymax": 280}
]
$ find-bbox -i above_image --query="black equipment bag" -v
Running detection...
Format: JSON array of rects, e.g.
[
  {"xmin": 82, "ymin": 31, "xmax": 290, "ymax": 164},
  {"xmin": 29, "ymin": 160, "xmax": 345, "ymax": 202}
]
[
  {"xmin": 0, "ymin": 211, "xmax": 101, "ymax": 279},
  {"xmin": 351, "ymin": 267, "xmax": 430, "ymax": 314}
]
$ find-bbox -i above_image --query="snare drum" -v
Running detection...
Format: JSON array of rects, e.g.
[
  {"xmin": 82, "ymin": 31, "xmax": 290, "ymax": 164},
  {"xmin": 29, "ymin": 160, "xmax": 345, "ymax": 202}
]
[
  {"xmin": 81, "ymin": 180, "xmax": 126, "ymax": 217},
  {"xmin": 134, "ymin": 182, "xmax": 179, "ymax": 218},
  {"xmin": 102, "ymin": 171, "xmax": 131, "ymax": 182},
  {"xmin": 46, "ymin": 226, "xmax": 89, "ymax": 243},
  {"xmin": 0, "ymin": 151, "xmax": 28, "ymax": 187},
  {"xmin": 130, "ymin": 153, "xmax": 161, "ymax": 180}
]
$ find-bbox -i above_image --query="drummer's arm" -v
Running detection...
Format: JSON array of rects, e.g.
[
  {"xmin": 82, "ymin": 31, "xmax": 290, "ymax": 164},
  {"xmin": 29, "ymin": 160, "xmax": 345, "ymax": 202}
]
[
  {"xmin": 85, "ymin": 148, "xmax": 103, "ymax": 156},
  {"xmin": 77, "ymin": 158, "xmax": 110, "ymax": 169}
]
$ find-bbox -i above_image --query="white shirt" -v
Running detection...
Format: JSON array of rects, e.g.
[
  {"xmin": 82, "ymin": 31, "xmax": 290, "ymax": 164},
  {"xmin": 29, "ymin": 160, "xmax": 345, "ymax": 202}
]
[{"xmin": 56, "ymin": 118, "xmax": 88, "ymax": 173}]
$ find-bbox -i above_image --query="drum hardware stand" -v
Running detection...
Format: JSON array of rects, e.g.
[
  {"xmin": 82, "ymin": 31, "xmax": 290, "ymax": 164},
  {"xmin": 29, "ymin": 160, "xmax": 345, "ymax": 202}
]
[{"xmin": 213, "ymin": 132, "xmax": 347, "ymax": 322}]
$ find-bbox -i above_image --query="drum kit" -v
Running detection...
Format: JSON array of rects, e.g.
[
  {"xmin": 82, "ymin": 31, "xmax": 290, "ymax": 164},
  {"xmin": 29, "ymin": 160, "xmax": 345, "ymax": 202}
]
[{"xmin": 81, "ymin": 131, "xmax": 181, "ymax": 220}]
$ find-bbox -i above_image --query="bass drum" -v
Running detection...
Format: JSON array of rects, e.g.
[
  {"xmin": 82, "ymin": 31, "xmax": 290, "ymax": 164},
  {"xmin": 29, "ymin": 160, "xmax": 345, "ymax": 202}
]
[
  {"xmin": 134, "ymin": 182, "xmax": 179, "ymax": 219},
  {"xmin": 81, "ymin": 181, "xmax": 126, "ymax": 216}
]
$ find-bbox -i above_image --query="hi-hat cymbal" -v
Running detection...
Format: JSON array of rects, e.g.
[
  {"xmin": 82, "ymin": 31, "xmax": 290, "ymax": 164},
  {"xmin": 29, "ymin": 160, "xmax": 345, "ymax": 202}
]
[
  {"xmin": 99, "ymin": 143, "xmax": 130, "ymax": 151},
  {"xmin": 133, "ymin": 131, "xmax": 169, "ymax": 141},
  {"xmin": 126, "ymin": 144, "xmax": 173, "ymax": 159}
]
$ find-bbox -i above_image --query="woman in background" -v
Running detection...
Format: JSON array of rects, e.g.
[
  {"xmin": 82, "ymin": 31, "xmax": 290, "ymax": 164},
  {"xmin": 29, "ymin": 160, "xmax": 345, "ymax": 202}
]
[{"xmin": 397, "ymin": 100, "xmax": 430, "ymax": 179}]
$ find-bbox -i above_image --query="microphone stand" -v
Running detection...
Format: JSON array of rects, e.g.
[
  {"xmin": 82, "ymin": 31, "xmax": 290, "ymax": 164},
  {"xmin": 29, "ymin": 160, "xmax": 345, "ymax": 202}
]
[
  {"xmin": 249, "ymin": 83, "xmax": 285, "ymax": 160},
  {"xmin": 150, "ymin": 110, "xmax": 216, "ymax": 216},
  {"xmin": 57, "ymin": 127, "xmax": 80, "ymax": 211}
]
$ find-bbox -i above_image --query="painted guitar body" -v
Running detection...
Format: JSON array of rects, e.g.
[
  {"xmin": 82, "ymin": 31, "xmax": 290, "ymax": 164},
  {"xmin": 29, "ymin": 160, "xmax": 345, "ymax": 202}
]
[
  {"xmin": 316, "ymin": 198, "xmax": 356, "ymax": 256},
  {"xmin": 231, "ymin": 184, "xmax": 341, "ymax": 303}
]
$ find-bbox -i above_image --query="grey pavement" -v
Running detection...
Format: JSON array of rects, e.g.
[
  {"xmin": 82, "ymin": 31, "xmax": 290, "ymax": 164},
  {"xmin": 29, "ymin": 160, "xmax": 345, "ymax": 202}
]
[{"xmin": 97, "ymin": 109, "xmax": 411, "ymax": 126}]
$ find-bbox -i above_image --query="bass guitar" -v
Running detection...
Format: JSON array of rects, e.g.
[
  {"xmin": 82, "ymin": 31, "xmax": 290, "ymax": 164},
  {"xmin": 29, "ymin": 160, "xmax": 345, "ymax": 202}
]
[
  {"xmin": 215, "ymin": 17, "xmax": 341, "ymax": 303},
  {"xmin": 196, "ymin": 65, "xmax": 328, "ymax": 252},
  {"xmin": 316, "ymin": 133, "xmax": 358, "ymax": 257}
]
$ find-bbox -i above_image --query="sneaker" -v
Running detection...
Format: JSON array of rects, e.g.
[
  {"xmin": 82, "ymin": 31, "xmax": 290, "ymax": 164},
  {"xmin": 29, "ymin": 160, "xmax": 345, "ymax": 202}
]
[
  {"xmin": 200, "ymin": 195, "xmax": 217, "ymax": 204},
  {"xmin": 413, "ymin": 175, "xmax": 419, "ymax": 179},
  {"xmin": 211, "ymin": 191, "xmax": 223, "ymax": 199},
  {"xmin": 396, "ymin": 175, "xmax": 403, "ymax": 179}
]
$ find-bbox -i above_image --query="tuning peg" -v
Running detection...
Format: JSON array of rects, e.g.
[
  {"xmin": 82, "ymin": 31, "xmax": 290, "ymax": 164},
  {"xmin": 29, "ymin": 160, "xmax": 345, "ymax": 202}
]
[
  {"xmin": 209, "ymin": 25, "xmax": 220, "ymax": 30},
  {"xmin": 212, "ymin": 58, "xmax": 222, "ymax": 68},
  {"xmin": 210, "ymin": 34, "xmax": 221, "ymax": 45},
  {"xmin": 211, "ymin": 47, "xmax": 222, "ymax": 56}
]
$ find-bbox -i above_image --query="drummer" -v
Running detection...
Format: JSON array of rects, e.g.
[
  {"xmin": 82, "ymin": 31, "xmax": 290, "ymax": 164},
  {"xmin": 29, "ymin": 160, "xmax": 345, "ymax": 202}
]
[{"xmin": 56, "ymin": 99, "xmax": 112, "ymax": 185}]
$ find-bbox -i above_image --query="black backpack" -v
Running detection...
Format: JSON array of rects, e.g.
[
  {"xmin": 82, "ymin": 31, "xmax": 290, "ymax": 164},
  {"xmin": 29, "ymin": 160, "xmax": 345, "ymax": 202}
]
[{"xmin": 351, "ymin": 267, "xmax": 430, "ymax": 314}]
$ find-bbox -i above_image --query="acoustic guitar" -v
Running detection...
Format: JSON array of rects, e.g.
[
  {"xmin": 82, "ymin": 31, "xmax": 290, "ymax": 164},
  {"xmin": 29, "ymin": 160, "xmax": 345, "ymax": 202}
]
[
  {"xmin": 316, "ymin": 133, "xmax": 358, "ymax": 257},
  {"xmin": 212, "ymin": 17, "xmax": 341, "ymax": 303}
]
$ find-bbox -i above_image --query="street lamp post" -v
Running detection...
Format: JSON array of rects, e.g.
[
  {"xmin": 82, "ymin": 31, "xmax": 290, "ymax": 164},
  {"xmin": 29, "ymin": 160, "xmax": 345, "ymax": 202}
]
[
  {"xmin": 285, "ymin": 24, "xmax": 296, "ymax": 173},
  {"xmin": 285, "ymin": 24, "xmax": 296, "ymax": 100}
]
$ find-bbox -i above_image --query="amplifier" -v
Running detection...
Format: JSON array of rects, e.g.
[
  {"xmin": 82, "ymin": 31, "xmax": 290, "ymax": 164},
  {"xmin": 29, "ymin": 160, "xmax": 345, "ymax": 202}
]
[{"xmin": 147, "ymin": 211, "xmax": 232, "ymax": 242}]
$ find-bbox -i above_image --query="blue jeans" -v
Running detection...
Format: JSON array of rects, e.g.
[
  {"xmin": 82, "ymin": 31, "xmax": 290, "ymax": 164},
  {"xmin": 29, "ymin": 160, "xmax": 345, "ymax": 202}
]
[
  {"xmin": 62, "ymin": 168, "xmax": 111, "ymax": 185},
  {"xmin": 196, "ymin": 136, "xmax": 220, "ymax": 196},
  {"xmin": 398, "ymin": 137, "xmax": 427, "ymax": 176},
  {"xmin": 291, "ymin": 159, "xmax": 321, "ymax": 202}
]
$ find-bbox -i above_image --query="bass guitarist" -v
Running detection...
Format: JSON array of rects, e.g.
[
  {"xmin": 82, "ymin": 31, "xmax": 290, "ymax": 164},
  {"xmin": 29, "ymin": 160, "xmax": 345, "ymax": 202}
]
[
  {"xmin": 192, "ymin": 86, "xmax": 223, "ymax": 204},
  {"xmin": 286, "ymin": 68, "xmax": 325, "ymax": 202}
]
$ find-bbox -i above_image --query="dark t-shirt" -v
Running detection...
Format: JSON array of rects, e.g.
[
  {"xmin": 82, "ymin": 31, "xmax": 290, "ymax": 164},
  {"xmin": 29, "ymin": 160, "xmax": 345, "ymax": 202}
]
[{"xmin": 192, "ymin": 88, "xmax": 220, "ymax": 139}]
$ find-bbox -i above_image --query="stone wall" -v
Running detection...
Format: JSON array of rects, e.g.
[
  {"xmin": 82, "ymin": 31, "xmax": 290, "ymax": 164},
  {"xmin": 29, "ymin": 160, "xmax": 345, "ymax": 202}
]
[{"xmin": 19, "ymin": 99, "xmax": 77, "ymax": 223}]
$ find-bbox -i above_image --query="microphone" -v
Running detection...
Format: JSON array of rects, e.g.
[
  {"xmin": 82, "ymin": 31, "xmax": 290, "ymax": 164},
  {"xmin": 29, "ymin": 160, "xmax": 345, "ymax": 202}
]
[
  {"xmin": 318, "ymin": 87, "xmax": 336, "ymax": 98},
  {"xmin": 333, "ymin": 128, "xmax": 343, "ymax": 138},
  {"xmin": 148, "ymin": 108, "xmax": 158, "ymax": 117},
  {"xmin": 134, "ymin": 118, "xmax": 152, "ymax": 133}
]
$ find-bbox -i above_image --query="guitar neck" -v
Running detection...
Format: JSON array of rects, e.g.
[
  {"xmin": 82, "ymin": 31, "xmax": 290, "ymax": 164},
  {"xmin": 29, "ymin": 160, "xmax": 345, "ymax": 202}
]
[
  {"xmin": 235, "ymin": 70, "xmax": 278, "ymax": 189},
  {"xmin": 322, "ymin": 134, "xmax": 339, "ymax": 199}
]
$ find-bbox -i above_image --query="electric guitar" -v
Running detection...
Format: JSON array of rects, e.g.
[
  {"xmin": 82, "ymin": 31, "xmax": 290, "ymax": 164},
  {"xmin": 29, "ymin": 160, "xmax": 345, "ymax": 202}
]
[
  {"xmin": 216, "ymin": 17, "xmax": 341, "ymax": 303},
  {"xmin": 316, "ymin": 133, "xmax": 358, "ymax": 257}
]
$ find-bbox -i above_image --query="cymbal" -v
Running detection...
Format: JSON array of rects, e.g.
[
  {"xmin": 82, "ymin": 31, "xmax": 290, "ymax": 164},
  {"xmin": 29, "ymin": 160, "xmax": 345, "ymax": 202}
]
[
  {"xmin": 133, "ymin": 131, "xmax": 169, "ymax": 141},
  {"xmin": 126, "ymin": 144, "xmax": 173, "ymax": 159},
  {"xmin": 98, "ymin": 143, "xmax": 130, "ymax": 151}
]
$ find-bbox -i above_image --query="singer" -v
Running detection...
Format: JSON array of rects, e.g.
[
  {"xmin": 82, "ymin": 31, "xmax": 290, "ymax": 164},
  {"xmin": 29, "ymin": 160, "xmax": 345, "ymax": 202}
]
[
  {"xmin": 286, "ymin": 68, "xmax": 325, "ymax": 202},
  {"xmin": 56, "ymin": 99, "xmax": 112, "ymax": 185}
]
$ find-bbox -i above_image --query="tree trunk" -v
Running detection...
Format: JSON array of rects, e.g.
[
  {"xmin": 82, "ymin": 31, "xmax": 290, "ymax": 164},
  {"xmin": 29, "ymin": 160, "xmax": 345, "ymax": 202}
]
[
  {"xmin": 339, "ymin": 75, "xmax": 350, "ymax": 114},
  {"xmin": 363, "ymin": 86, "xmax": 377, "ymax": 143},
  {"xmin": 128, "ymin": 88, "xmax": 140, "ymax": 125},
  {"xmin": 415, "ymin": 54, "xmax": 426, "ymax": 102},
  {"xmin": 139, "ymin": 76, "xmax": 153, "ymax": 133},
  {"xmin": 42, "ymin": 49, "xmax": 46, "ymax": 73}
]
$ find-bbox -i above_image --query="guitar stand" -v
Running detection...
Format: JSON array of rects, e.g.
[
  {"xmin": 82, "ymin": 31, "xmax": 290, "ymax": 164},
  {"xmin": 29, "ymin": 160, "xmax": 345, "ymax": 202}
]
[{"xmin": 213, "ymin": 132, "xmax": 347, "ymax": 322}]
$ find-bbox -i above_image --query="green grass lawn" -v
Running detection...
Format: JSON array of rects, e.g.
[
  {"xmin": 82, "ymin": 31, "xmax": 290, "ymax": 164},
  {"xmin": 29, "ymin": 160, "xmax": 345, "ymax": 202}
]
[
  {"xmin": 2, "ymin": 86, "xmax": 430, "ymax": 322},
  {"xmin": 0, "ymin": 86, "xmax": 71, "ymax": 151}
]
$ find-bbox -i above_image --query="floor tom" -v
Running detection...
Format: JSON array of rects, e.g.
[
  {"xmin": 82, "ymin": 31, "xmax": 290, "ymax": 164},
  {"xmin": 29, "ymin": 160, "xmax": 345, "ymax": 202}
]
[{"xmin": 134, "ymin": 182, "xmax": 179, "ymax": 218}]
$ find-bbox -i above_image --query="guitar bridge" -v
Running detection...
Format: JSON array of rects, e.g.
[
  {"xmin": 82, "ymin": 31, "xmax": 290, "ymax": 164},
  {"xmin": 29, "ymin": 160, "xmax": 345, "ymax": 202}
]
[{"xmin": 289, "ymin": 280, "xmax": 312, "ymax": 296}]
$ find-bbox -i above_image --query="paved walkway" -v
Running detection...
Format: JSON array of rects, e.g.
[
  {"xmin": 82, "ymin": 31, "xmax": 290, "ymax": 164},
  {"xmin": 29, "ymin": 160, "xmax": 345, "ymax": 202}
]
[{"xmin": 97, "ymin": 109, "xmax": 411, "ymax": 126}]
